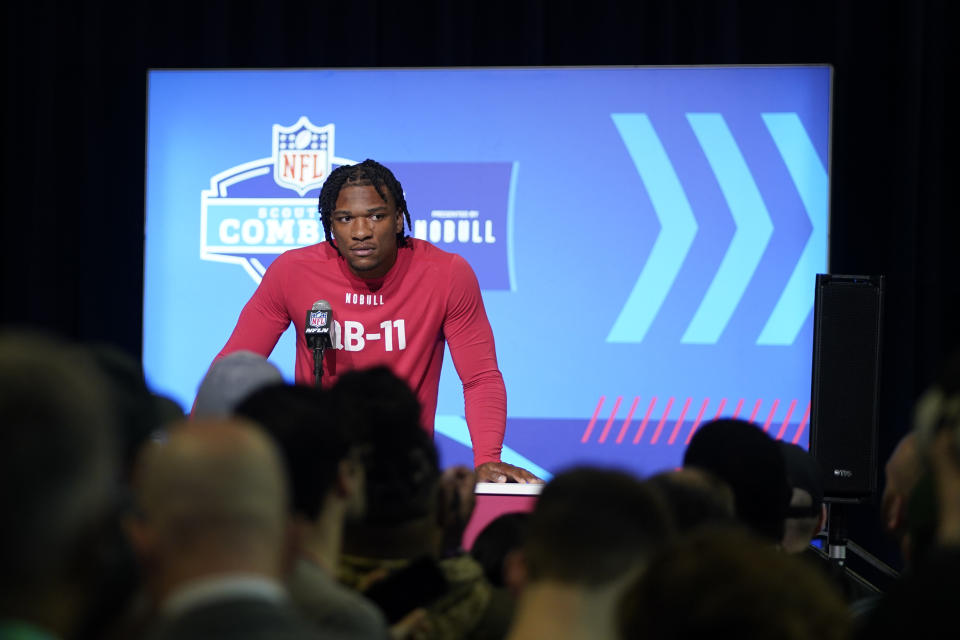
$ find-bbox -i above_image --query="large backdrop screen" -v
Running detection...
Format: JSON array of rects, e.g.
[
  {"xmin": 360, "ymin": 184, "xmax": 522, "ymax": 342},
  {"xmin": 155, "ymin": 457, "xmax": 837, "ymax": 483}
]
[{"xmin": 144, "ymin": 66, "xmax": 831, "ymax": 479}]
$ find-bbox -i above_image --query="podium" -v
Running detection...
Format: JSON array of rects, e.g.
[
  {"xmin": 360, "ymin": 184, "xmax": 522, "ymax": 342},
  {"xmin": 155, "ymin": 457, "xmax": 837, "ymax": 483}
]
[{"xmin": 462, "ymin": 482, "xmax": 543, "ymax": 549}]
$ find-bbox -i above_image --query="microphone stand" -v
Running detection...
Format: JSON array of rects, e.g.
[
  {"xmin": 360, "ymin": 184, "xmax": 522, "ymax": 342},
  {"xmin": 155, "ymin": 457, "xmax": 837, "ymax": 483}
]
[
  {"xmin": 312, "ymin": 344, "xmax": 325, "ymax": 388},
  {"xmin": 305, "ymin": 302, "xmax": 333, "ymax": 388}
]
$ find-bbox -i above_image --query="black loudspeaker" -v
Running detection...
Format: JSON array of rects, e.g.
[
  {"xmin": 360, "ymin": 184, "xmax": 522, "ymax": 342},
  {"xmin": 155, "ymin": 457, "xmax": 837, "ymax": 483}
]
[{"xmin": 809, "ymin": 274, "xmax": 884, "ymax": 502}]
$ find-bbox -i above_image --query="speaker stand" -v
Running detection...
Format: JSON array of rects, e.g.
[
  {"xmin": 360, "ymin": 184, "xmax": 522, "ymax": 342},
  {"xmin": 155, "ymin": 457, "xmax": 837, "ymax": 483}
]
[{"xmin": 826, "ymin": 502, "xmax": 849, "ymax": 568}]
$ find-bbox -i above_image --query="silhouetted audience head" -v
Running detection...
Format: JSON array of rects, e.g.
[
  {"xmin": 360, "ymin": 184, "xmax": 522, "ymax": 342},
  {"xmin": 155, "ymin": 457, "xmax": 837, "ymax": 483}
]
[
  {"xmin": 882, "ymin": 433, "xmax": 920, "ymax": 556},
  {"xmin": 88, "ymin": 344, "xmax": 184, "ymax": 480},
  {"xmin": 75, "ymin": 345, "xmax": 184, "ymax": 640},
  {"xmin": 683, "ymin": 419, "xmax": 792, "ymax": 543},
  {"xmin": 523, "ymin": 467, "xmax": 673, "ymax": 587},
  {"xmin": 855, "ymin": 351, "xmax": 960, "ymax": 639},
  {"xmin": 330, "ymin": 364, "xmax": 424, "ymax": 437},
  {"xmin": 193, "ymin": 351, "xmax": 283, "ymax": 418},
  {"xmin": 471, "ymin": 512, "xmax": 530, "ymax": 593},
  {"xmin": 236, "ymin": 383, "xmax": 361, "ymax": 522},
  {"xmin": 645, "ymin": 468, "xmax": 736, "ymax": 533},
  {"xmin": 619, "ymin": 527, "xmax": 851, "ymax": 640},
  {"xmin": 331, "ymin": 367, "xmax": 435, "ymax": 527},
  {"xmin": 335, "ymin": 368, "xmax": 508, "ymax": 639},
  {"xmin": 779, "ymin": 441, "xmax": 827, "ymax": 553},
  {"xmin": 367, "ymin": 417, "xmax": 441, "ymax": 528},
  {"xmin": 237, "ymin": 383, "xmax": 390, "ymax": 640},
  {"xmin": 898, "ymin": 351, "xmax": 960, "ymax": 566},
  {"xmin": 0, "ymin": 332, "xmax": 119, "ymax": 637}
]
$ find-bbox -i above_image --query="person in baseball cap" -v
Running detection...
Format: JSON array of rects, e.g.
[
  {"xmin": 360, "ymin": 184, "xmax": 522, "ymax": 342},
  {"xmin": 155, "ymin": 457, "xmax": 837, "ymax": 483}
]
[{"xmin": 779, "ymin": 441, "xmax": 826, "ymax": 554}]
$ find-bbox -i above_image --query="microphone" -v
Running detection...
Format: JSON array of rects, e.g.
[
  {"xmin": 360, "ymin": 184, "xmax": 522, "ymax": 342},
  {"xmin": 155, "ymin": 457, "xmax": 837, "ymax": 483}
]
[
  {"xmin": 304, "ymin": 300, "xmax": 334, "ymax": 387},
  {"xmin": 305, "ymin": 300, "xmax": 334, "ymax": 350}
]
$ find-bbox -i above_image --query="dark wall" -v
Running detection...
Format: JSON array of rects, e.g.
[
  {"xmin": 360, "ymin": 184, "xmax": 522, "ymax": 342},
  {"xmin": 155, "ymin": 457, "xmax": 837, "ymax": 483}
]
[{"xmin": 0, "ymin": 0, "xmax": 950, "ymax": 566}]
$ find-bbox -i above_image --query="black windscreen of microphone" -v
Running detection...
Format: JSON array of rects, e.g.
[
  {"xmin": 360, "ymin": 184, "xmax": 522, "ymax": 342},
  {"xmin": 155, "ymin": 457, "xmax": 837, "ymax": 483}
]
[{"xmin": 304, "ymin": 300, "xmax": 334, "ymax": 351}]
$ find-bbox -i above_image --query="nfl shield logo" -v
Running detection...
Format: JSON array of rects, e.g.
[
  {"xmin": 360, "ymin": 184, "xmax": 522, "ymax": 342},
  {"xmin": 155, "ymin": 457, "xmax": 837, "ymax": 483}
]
[
  {"xmin": 309, "ymin": 311, "xmax": 327, "ymax": 328},
  {"xmin": 273, "ymin": 116, "xmax": 335, "ymax": 196}
]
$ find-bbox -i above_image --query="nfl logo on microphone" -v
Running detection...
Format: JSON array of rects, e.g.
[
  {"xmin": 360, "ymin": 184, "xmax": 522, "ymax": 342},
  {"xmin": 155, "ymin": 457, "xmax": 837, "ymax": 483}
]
[{"xmin": 310, "ymin": 311, "xmax": 327, "ymax": 328}]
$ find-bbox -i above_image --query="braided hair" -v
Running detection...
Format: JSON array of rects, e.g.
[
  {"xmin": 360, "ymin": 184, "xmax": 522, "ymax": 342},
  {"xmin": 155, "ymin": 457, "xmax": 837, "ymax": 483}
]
[{"xmin": 318, "ymin": 159, "xmax": 412, "ymax": 251}]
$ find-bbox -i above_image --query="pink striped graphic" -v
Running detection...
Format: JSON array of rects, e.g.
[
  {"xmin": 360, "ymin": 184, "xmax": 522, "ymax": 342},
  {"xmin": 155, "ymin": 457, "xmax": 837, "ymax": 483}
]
[
  {"xmin": 633, "ymin": 397, "xmax": 658, "ymax": 444},
  {"xmin": 650, "ymin": 397, "xmax": 676, "ymax": 444},
  {"xmin": 762, "ymin": 399, "xmax": 780, "ymax": 432},
  {"xmin": 712, "ymin": 397, "xmax": 727, "ymax": 420},
  {"xmin": 732, "ymin": 398, "xmax": 744, "ymax": 419},
  {"xmin": 581, "ymin": 396, "xmax": 605, "ymax": 443},
  {"xmin": 667, "ymin": 397, "xmax": 693, "ymax": 445},
  {"xmin": 583, "ymin": 397, "xmax": 810, "ymax": 445},
  {"xmin": 775, "ymin": 400, "xmax": 798, "ymax": 440},
  {"xmin": 792, "ymin": 402, "xmax": 812, "ymax": 444},
  {"xmin": 685, "ymin": 398, "xmax": 712, "ymax": 445},
  {"xmin": 597, "ymin": 396, "xmax": 623, "ymax": 444},
  {"xmin": 615, "ymin": 397, "xmax": 641, "ymax": 444}
]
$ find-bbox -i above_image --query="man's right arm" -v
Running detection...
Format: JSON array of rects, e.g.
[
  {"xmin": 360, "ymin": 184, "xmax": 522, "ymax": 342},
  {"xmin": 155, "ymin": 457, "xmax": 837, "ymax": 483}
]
[{"xmin": 216, "ymin": 263, "xmax": 292, "ymax": 360}]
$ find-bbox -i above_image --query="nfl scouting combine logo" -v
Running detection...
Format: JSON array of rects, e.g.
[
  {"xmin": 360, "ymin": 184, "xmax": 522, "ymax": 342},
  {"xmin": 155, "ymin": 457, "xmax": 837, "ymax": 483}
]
[
  {"xmin": 200, "ymin": 117, "xmax": 355, "ymax": 284},
  {"xmin": 201, "ymin": 117, "xmax": 517, "ymax": 290}
]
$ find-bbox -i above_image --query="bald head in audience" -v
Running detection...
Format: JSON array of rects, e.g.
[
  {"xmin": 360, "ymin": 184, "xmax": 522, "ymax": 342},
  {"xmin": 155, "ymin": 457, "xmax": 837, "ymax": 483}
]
[{"xmin": 128, "ymin": 418, "xmax": 290, "ymax": 604}]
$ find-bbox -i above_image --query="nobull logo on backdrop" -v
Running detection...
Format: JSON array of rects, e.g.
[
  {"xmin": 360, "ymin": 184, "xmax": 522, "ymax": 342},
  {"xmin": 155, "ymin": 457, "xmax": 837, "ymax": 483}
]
[
  {"xmin": 414, "ymin": 210, "xmax": 497, "ymax": 245},
  {"xmin": 200, "ymin": 119, "xmax": 516, "ymax": 290},
  {"xmin": 400, "ymin": 162, "xmax": 517, "ymax": 292}
]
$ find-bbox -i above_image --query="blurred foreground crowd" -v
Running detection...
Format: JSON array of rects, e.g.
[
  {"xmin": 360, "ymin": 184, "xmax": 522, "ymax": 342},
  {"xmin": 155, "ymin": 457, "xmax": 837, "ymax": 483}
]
[{"xmin": 2, "ymin": 330, "xmax": 959, "ymax": 640}]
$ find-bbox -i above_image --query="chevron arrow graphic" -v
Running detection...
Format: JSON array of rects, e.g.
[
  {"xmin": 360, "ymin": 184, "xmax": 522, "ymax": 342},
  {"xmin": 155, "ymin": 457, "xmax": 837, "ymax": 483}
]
[
  {"xmin": 757, "ymin": 113, "xmax": 829, "ymax": 345},
  {"xmin": 607, "ymin": 113, "xmax": 699, "ymax": 343},
  {"xmin": 682, "ymin": 113, "xmax": 774, "ymax": 344}
]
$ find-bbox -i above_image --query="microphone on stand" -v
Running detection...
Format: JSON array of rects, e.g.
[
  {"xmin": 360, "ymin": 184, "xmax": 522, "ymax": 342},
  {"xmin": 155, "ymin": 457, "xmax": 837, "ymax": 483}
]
[{"xmin": 304, "ymin": 300, "xmax": 334, "ymax": 387}]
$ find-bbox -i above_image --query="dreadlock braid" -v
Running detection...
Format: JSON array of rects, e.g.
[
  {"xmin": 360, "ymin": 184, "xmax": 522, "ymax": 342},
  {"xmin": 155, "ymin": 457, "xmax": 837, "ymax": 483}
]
[{"xmin": 318, "ymin": 159, "xmax": 412, "ymax": 252}]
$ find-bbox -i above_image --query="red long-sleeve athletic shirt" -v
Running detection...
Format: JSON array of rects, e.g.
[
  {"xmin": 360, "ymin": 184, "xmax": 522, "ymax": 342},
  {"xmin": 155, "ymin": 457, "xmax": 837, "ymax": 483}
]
[{"xmin": 217, "ymin": 238, "xmax": 505, "ymax": 466}]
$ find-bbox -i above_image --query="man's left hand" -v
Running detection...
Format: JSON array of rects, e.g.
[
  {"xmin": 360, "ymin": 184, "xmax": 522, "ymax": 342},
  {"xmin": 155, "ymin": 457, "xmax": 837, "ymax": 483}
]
[{"xmin": 475, "ymin": 461, "xmax": 543, "ymax": 484}]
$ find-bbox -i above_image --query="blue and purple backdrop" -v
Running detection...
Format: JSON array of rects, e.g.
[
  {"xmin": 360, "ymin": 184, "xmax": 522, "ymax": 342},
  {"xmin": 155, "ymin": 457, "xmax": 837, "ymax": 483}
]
[{"xmin": 143, "ymin": 66, "xmax": 831, "ymax": 479}]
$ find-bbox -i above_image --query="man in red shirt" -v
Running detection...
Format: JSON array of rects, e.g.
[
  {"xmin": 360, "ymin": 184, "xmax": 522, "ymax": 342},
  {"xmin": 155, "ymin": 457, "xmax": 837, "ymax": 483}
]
[{"xmin": 217, "ymin": 159, "xmax": 537, "ymax": 483}]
